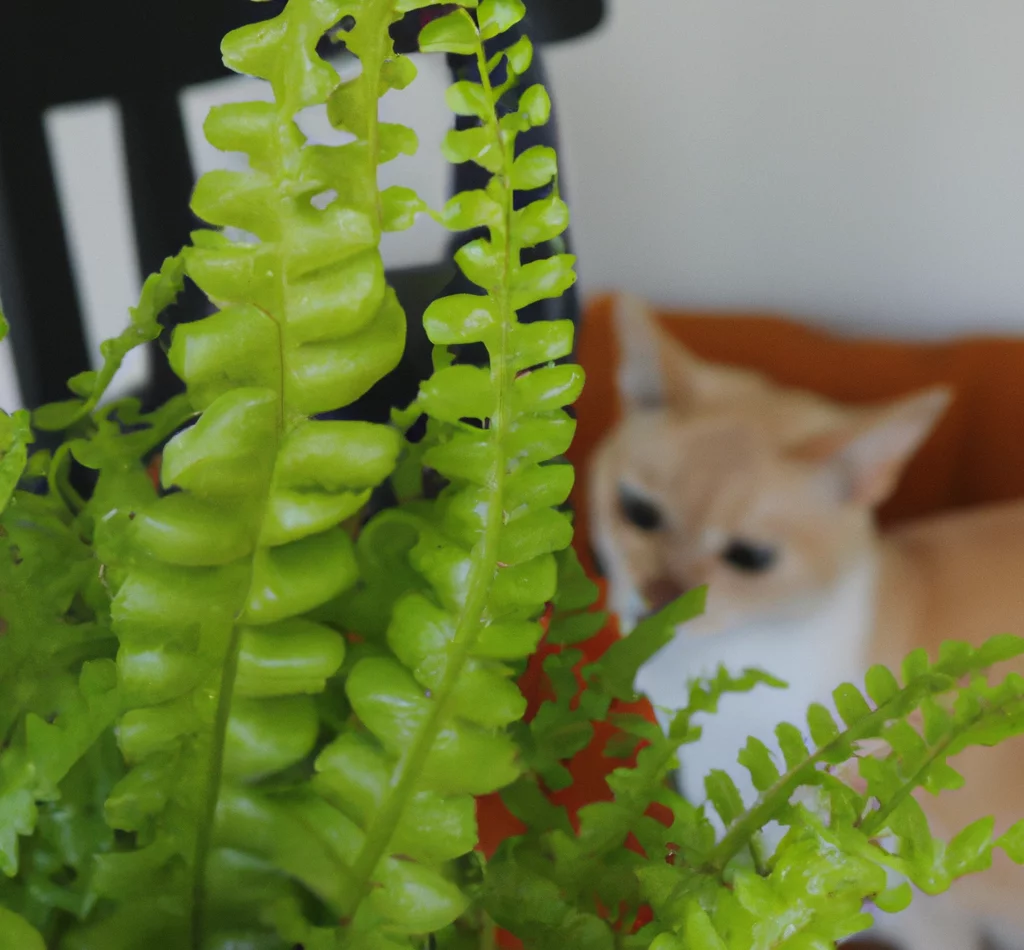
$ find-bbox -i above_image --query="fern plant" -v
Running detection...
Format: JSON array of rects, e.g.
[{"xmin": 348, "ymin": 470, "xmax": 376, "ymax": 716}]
[
  {"xmin": 484, "ymin": 584, "xmax": 1024, "ymax": 948},
  {"xmin": 2, "ymin": 2, "xmax": 1024, "ymax": 948}
]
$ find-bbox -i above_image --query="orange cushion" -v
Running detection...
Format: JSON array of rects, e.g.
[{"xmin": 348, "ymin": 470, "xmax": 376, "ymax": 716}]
[{"xmin": 568, "ymin": 294, "xmax": 1024, "ymax": 574}]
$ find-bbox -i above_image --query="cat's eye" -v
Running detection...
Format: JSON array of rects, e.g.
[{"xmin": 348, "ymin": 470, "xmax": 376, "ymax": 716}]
[
  {"xmin": 722, "ymin": 539, "xmax": 777, "ymax": 572},
  {"xmin": 618, "ymin": 485, "xmax": 663, "ymax": 531}
]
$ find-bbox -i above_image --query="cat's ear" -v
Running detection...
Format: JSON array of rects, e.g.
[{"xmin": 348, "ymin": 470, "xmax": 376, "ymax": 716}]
[
  {"xmin": 613, "ymin": 293, "xmax": 673, "ymax": 407},
  {"xmin": 795, "ymin": 386, "xmax": 952, "ymax": 506},
  {"xmin": 613, "ymin": 293, "xmax": 761, "ymax": 410}
]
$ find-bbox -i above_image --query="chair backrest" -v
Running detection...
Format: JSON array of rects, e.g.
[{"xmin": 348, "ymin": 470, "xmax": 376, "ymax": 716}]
[
  {"xmin": 0, "ymin": 1, "xmax": 275, "ymax": 411},
  {"xmin": 0, "ymin": 2, "xmax": 595, "ymax": 421}
]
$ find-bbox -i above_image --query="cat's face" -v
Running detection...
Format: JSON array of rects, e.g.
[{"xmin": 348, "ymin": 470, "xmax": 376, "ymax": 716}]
[
  {"xmin": 588, "ymin": 295, "xmax": 951, "ymax": 634},
  {"xmin": 591, "ymin": 407, "xmax": 863, "ymax": 633}
]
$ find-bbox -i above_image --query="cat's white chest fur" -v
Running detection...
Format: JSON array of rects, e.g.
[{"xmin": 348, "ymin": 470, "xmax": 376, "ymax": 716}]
[{"xmin": 633, "ymin": 558, "xmax": 879, "ymax": 813}]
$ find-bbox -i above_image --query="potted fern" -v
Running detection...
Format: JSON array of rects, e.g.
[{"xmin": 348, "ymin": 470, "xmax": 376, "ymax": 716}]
[{"xmin": 3, "ymin": 2, "xmax": 1024, "ymax": 948}]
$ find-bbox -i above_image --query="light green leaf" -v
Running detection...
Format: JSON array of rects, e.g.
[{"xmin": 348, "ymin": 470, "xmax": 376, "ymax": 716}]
[
  {"xmin": 424, "ymin": 431, "xmax": 494, "ymax": 486},
  {"xmin": 0, "ymin": 907, "xmax": 46, "ymax": 950},
  {"xmin": 497, "ymin": 508, "xmax": 573, "ymax": 568},
  {"xmin": 513, "ymin": 364, "xmax": 585, "ymax": 413},
  {"xmin": 833, "ymin": 682, "xmax": 872, "ymax": 727},
  {"xmin": 442, "ymin": 127, "xmax": 503, "ymax": 173},
  {"xmin": 945, "ymin": 817, "xmax": 994, "ymax": 878},
  {"xmin": 684, "ymin": 903, "xmax": 727, "ymax": 950},
  {"xmin": 865, "ymin": 664, "xmax": 899, "ymax": 705},
  {"xmin": 705, "ymin": 769, "xmax": 745, "ymax": 826},
  {"xmin": 379, "ymin": 122, "xmax": 420, "ymax": 163},
  {"xmin": 971, "ymin": 633, "xmax": 1024, "ymax": 669},
  {"xmin": 874, "ymin": 880, "xmax": 913, "ymax": 914},
  {"xmin": 999, "ymin": 819, "xmax": 1024, "ymax": 864},
  {"xmin": 475, "ymin": 619, "xmax": 544, "ymax": 659},
  {"xmin": 510, "ymin": 319, "xmax": 575, "ymax": 370},
  {"xmin": 512, "ymin": 145, "xmax": 558, "ymax": 191},
  {"xmin": 519, "ymin": 84, "xmax": 552, "ymax": 126},
  {"xmin": 381, "ymin": 54, "xmax": 419, "ymax": 93},
  {"xmin": 346, "ymin": 658, "xmax": 519, "ymax": 796},
  {"xmin": 380, "ymin": 185, "xmax": 425, "ymax": 232},
  {"xmin": 327, "ymin": 76, "xmax": 370, "ymax": 138},
  {"xmin": 420, "ymin": 365, "xmax": 496, "ymax": 423},
  {"xmin": 504, "ymin": 35, "xmax": 534, "ymax": 75},
  {"xmin": 478, "ymin": 0, "xmax": 527, "ymax": 40},
  {"xmin": 514, "ymin": 196, "xmax": 569, "ymax": 247},
  {"xmin": 419, "ymin": 9, "xmax": 479, "ymax": 55},
  {"xmin": 455, "ymin": 238, "xmax": 502, "ymax": 290},
  {"xmin": 423, "ymin": 294, "xmax": 499, "ymax": 346},
  {"xmin": 738, "ymin": 737, "xmax": 780, "ymax": 792},
  {"xmin": 0, "ymin": 787, "xmax": 36, "ymax": 876},
  {"xmin": 371, "ymin": 857, "xmax": 470, "ymax": 934},
  {"xmin": 0, "ymin": 409, "xmax": 32, "ymax": 512},
  {"xmin": 511, "ymin": 254, "xmax": 577, "ymax": 310},
  {"xmin": 446, "ymin": 81, "xmax": 491, "ymax": 119},
  {"xmin": 775, "ymin": 722, "xmax": 810, "ymax": 770},
  {"xmin": 442, "ymin": 189, "xmax": 503, "ymax": 231},
  {"xmin": 807, "ymin": 703, "xmax": 840, "ymax": 747},
  {"xmin": 902, "ymin": 647, "xmax": 931, "ymax": 683}
]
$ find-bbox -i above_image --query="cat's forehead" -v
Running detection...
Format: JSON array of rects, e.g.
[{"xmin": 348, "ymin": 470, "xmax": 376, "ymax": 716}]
[
  {"xmin": 617, "ymin": 409, "xmax": 834, "ymax": 536},
  {"xmin": 617, "ymin": 410, "xmax": 763, "ymax": 498},
  {"xmin": 619, "ymin": 390, "xmax": 840, "ymax": 475},
  {"xmin": 616, "ymin": 399, "xmax": 843, "ymax": 525}
]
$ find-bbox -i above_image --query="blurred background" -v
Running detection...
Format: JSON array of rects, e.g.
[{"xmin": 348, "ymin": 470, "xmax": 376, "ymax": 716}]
[{"xmin": 3, "ymin": 0, "xmax": 1024, "ymax": 401}]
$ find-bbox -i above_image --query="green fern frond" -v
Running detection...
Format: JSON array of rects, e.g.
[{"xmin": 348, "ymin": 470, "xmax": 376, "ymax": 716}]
[
  {"xmin": 309, "ymin": 1, "xmax": 587, "ymax": 943},
  {"xmin": 3, "ymin": 3, "xmax": 1023, "ymax": 948},
  {"xmin": 641, "ymin": 638, "xmax": 1024, "ymax": 947},
  {"xmin": 53, "ymin": 1, "xmax": 418, "ymax": 945}
]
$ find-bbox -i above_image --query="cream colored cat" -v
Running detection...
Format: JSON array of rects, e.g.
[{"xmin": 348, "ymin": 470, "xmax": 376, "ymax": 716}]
[{"xmin": 589, "ymin": 294, "xmax": 1024, "ymax": 950}]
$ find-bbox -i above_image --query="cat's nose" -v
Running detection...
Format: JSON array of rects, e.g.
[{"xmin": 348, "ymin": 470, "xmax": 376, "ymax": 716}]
[{"xmin": 642, "ymin": 576, "xmax": 689, "ymax": 614}]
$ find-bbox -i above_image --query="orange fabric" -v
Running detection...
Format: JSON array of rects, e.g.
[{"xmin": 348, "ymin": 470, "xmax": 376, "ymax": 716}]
[
  {"xmin": 146, "ymin": 454, "xmax": 162, "ymax": 490},
  {"xmin": 569, "ymin": 294, "xmax": 1024, "ymax": 576}
]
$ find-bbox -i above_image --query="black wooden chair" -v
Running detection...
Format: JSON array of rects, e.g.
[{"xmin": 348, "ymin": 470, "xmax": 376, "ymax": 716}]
[{"xmin": 0, "ymin": 1, "xmax": 604, "ymax": 419}]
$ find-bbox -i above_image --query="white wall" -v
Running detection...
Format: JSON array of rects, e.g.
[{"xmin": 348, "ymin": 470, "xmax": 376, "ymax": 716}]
[
  {"xmin": 544, "ymin": 0, "xmax": 1024, "ymax": 339},
  {"xmin": 4, "ymin": 0, "xmax": 1024, "ymax": 410}
]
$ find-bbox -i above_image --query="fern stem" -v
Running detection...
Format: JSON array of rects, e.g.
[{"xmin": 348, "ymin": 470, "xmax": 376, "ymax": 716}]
[
  {"xmin": 48, "ymin": 442, "xmax": 85, "ymax": 515},
  {"xmin": 363, "ymin": 2, "xmax": 390, "ymax": 234},
  {"xmin": 710, "ymin": 691, "xmax": 1024, "ymax": 872},
  {"xmin": 190, "ymin": 622, "xmax": 243, "ymax": 945},
  {"xmin": 707, "ymin": 695, "xmax": 926, "ymax": 872},
  {"xmin": 481, "ymin": 914, "xmax": 498, "ymax": 950},
  {"xmin": 860, "ymin": 698, "xmax": 1024, "ymax": 837},
  {"xmin": 857, "ymin": 732, "xmax": 955, "ymax": 838},
  {"xmin": 748, "ymin": 834, "xmax": 769, "ymax": 876}
]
